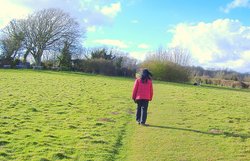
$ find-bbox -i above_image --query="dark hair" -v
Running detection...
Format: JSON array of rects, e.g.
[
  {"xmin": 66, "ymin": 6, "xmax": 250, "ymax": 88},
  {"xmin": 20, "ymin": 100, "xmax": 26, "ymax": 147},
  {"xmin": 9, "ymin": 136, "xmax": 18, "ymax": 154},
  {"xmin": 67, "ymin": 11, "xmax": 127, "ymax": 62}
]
[{"xmin": 141, "ymin": 69, "xmax": 152, "ymax": 83}]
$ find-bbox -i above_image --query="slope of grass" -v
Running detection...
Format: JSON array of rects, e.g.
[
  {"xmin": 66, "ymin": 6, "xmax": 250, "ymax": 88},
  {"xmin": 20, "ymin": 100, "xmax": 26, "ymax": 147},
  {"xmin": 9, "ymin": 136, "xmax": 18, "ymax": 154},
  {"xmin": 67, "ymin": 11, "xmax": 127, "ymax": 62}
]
[
  {"xmin": 1, "ymin": 69, "xmax": 250, "ymax": 161},
  {"xmin": 119, "ymin": 81, "xmax": 250, "ymax": 161},
  {"xmin": 0, "ymin": 70, "xmax": 134, "ymax": 161}
]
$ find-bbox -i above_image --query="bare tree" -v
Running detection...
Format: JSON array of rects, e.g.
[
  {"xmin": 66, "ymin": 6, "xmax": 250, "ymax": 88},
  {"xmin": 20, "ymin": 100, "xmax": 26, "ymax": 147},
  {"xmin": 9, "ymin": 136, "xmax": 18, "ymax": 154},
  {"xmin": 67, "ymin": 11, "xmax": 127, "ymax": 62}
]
[
  {"xmin": 0, "ymin": 20, "xmax": 24, "ymax": 60},
  {"xmin": 146, "ymin": 46, "xmax": 191, "ymax": 66},
  {"xmin": 21, "ymin": 8, "xmax": 82, "ymax": 66},
  {"xmin": 146, "ymin": 46, "xmax": 168, "ymax": 62},
  {"xmin": 168, "ymin": 47, "xmax": 191, "ymax": 66}
]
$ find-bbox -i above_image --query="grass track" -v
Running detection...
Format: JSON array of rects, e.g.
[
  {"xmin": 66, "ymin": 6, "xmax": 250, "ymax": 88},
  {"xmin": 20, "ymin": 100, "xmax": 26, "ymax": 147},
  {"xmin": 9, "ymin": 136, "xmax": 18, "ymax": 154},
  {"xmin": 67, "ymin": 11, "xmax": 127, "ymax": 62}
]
[{"xmin": 119, "ymin": 81, "xmax": 250, "ymax": 161}]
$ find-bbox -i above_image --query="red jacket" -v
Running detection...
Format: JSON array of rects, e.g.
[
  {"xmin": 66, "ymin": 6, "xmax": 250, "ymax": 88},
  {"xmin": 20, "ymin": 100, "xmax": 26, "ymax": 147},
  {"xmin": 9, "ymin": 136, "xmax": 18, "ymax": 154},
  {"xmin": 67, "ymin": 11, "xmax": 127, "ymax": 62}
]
[{"xmin": 132, "ymin": 78, "xmax": 153, "ymax": 101}]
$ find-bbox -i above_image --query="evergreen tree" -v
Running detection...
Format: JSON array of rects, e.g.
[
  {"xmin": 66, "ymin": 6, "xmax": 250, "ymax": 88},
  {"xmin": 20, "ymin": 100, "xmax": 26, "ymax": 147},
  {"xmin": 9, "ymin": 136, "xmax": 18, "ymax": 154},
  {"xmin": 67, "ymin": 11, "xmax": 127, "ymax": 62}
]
[{"xmin": 59, "ymin": 41, "xmax": 72, "ymax": 70}]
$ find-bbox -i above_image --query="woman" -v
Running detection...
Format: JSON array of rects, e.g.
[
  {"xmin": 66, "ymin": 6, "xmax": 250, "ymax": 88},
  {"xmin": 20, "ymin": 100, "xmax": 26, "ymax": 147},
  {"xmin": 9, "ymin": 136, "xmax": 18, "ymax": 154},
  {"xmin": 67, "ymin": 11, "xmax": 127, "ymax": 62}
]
[{"xmin": 132, "ymin": 69, "xmax": 153, "ymax": 126}]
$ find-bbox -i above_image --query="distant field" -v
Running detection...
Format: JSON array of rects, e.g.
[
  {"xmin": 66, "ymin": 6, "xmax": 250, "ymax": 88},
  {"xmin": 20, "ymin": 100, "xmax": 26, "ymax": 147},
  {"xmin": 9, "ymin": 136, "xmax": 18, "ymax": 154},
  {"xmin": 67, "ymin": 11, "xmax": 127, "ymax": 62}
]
[
  {"xmin": 0, "ymin": 70, "xmax": 134, "ymax": 161},
  {"xmin": 1, "ymin": 70, "xmax": 250, "ymax": 161}
]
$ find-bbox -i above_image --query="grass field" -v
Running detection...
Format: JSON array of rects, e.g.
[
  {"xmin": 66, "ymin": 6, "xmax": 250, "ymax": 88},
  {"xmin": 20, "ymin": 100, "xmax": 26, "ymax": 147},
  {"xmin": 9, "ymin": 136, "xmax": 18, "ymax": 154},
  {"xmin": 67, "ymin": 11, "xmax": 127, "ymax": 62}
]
[
  {"xmin": 0, "ymin": 70, "xmax": 134, "ymax": 161},
  {"xmin": 0, "ymin": 70, "xmax": 250, "ymax": 161},
  {"xmin": 119, "ymin": 81, "xmax": 250, "ymax": 161}
]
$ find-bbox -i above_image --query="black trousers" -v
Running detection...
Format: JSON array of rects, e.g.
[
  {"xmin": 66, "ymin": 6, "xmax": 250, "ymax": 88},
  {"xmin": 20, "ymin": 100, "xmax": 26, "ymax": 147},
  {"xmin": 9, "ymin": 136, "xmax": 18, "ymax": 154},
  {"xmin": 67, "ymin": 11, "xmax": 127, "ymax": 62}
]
[{"xmin": 136, "ymin": 100, "xmax": 149, "ymax": 124}]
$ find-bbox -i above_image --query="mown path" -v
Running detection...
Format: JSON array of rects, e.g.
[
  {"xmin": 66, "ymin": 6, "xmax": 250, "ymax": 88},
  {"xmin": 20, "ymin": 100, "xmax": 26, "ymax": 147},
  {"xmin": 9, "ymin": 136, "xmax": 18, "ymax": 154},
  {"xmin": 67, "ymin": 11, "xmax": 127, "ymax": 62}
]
[{"xmin": 119, "ymin": 82, "xmax": 250, "ymax": 161}]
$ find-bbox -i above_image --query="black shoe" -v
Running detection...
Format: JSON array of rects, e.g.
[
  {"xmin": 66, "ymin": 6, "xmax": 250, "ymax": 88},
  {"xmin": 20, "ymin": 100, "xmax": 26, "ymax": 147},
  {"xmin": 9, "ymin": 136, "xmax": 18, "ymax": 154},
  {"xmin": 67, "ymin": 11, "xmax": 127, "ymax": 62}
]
[{"xmin": 137, "ymin": 122, "xmax": 140, "ymax": 125}]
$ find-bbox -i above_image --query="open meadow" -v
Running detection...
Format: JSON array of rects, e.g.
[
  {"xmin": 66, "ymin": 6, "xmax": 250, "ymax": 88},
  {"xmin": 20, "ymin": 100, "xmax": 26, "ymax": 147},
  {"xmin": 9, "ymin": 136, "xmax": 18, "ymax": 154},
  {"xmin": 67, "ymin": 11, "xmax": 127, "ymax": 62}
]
[
  {"xmin": 0, "ymin": 70, "xmax": 134, "ymax": 161},
  {"xmin": 0, "ymin": 70, "xmax": 250, "ymax": 161}
]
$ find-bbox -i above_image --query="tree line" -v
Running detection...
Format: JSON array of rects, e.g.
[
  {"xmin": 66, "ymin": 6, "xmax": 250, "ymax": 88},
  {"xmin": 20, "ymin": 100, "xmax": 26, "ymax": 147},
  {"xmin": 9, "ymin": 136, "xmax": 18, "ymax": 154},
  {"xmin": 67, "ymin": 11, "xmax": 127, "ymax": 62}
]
[
  {"xmin": 0, "ymin": 8, "xmax": 137, "ymax": 77},
  {"xmin": 0, "ymin": 8, "xmax": 249, "ymax": 85},
  {"xmin": 190, "ymin": 66, "xmax": 250, "ymax": 88}
]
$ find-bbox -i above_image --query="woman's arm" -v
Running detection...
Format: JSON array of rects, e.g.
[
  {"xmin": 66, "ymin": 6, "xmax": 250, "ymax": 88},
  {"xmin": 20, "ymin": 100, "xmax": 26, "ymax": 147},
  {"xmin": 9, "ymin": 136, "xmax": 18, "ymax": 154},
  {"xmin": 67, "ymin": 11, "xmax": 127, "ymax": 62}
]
[
  {"xmin": 132, "ymin": 79, "xmax": 139, "ymax": 100},
  {"xmin": 150, "ymin": 81, "xmax": 153, "ymax": 101}
]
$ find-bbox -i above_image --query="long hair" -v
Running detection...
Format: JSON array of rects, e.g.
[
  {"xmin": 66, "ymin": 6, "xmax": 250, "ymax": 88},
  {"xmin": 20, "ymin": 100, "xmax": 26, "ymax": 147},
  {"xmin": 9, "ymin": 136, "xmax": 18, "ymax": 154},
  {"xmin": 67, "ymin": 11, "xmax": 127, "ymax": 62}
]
[{"xmin": 140, "ymin": 69, "xmax": 152, "ymax": 83}]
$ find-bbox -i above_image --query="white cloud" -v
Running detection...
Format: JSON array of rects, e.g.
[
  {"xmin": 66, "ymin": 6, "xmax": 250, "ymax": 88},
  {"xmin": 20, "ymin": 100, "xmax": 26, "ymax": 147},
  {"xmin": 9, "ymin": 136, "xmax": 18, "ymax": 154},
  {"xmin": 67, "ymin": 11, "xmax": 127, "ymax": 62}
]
[
  {"xmin": 138, "ymin": 43, "xmax": 150, "ymax": 49},
  {"xmin": 129, "ymin": 51, "xmax": 147, "ymax": 61},
  {"xmin": 122, "ymin": 0, "xmax": 141, "ymax": 6},
  {"xmin": 0, "ymin": 0, "xmax": 121, "ymax": 29},
  {"xmin": 169, "ymin": 19, "xmax": 250, "ymax": 73},
  {"xmin": 0, "ymin": 0, "xmax": 31, "ymax": 28},
  {"xmin": 86, "ymin": 26, "xmax": 104, "ymax": 33},
  {"xmin": 87, "ymin": 26, "xmax": 96, "ymax": 32},
  {"xmin": 222, "ymin": 0, "xmax": 250, "ymax": 13},
  {"xmin": 100, "ymin": 2, "xmax": 121, "ymax": 18},
  {"xmin": 131, "ymin": 19, "xmax": 139, "ymax": 24},
  {"xmin": 93, "ymin": 39, "xmax": 128, "ymax": 48}
]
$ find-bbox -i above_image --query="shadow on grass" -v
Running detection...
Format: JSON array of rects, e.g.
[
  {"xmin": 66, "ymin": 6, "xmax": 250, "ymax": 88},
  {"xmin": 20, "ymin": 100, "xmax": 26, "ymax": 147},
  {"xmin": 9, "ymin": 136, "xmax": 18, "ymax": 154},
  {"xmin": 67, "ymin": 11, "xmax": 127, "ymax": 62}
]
[{"xmin": 148, "ymin": 125, "xmax": 250, "ymax": 140}]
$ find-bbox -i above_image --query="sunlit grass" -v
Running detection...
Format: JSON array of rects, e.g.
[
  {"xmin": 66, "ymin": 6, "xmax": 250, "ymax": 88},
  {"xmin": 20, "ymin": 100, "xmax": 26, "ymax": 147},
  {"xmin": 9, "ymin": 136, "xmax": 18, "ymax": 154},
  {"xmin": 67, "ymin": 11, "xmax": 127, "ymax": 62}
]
[
  {"xmin": 120, "ymin": 81, "xmax": 250, "ymax": 161},
  {"xmin": 1, "ymin": 69, "xmax": 250, "ymax": 161},
  {"xmin": 0, "ymin": 69, "xmax": 134, "ymax": 161}
]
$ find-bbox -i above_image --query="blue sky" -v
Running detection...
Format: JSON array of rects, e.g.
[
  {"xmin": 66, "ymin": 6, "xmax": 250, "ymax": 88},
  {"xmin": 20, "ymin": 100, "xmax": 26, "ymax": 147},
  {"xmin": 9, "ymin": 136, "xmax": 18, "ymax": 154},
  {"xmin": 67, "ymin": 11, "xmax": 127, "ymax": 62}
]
[{"xmin": 1, "ymin": 0, "xmax": 250, "ymax": 72}]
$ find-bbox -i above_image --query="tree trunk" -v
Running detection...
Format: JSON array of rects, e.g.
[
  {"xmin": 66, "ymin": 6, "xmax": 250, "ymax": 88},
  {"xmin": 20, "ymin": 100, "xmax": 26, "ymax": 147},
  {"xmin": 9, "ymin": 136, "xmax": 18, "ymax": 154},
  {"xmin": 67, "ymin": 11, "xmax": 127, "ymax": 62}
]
[
  {"xmin": 35, "ymin": 49, "xmax": 43, "ymax": 66},
  {"xmin": 33, "ymin": 56, "xmax": 41, "ymax": 66},
  {"xmin": 23, "ymin": 49, "xmax": 30, "ymax": 63}
]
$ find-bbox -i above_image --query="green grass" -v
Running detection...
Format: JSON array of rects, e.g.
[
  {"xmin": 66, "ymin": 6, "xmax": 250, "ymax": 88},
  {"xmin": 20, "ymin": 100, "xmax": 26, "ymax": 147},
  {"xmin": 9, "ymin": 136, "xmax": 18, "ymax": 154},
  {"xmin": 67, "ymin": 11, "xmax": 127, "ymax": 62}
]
[
  {"xmin": 0, "ymin": 70, "xmax": 134, "ymax": 161},
  {"xmin": 119, "ymin": 81, "xmax": 250, "ymax": 161},
  {"xmin": 1, "ymin": 70, "xmax": 250, "ymax": 161}
]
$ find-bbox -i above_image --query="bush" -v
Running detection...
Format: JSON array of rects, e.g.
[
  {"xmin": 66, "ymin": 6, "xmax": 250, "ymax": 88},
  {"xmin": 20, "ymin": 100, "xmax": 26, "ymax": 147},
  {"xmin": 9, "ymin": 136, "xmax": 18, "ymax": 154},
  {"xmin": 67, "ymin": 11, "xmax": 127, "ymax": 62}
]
[
  {"xmin": 141, "ymin": 60, "xmax": 190, "ymax": 82},
  {"xmin": 42, "ymin": 60, "xmax": 54, "ymax": 70},
  {"xmin": 243, "ymin": 76, "xmax": 250, "ymax": 82},
  {"xmin": 72, "ymin": 59, "xmax": 116, "ymax": 75}
]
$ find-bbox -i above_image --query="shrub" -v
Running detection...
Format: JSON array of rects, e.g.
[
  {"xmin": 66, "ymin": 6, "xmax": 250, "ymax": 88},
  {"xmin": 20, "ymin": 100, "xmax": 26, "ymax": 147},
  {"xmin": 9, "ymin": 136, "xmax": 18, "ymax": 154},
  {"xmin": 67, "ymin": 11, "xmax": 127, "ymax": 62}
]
[
  {"xmin": 72, "ymin": 59, "xmax": 116, "ymax": 75},
  {"xmin": 141, "ymin": 60, "xmax": 190, "ymax": 82}
]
